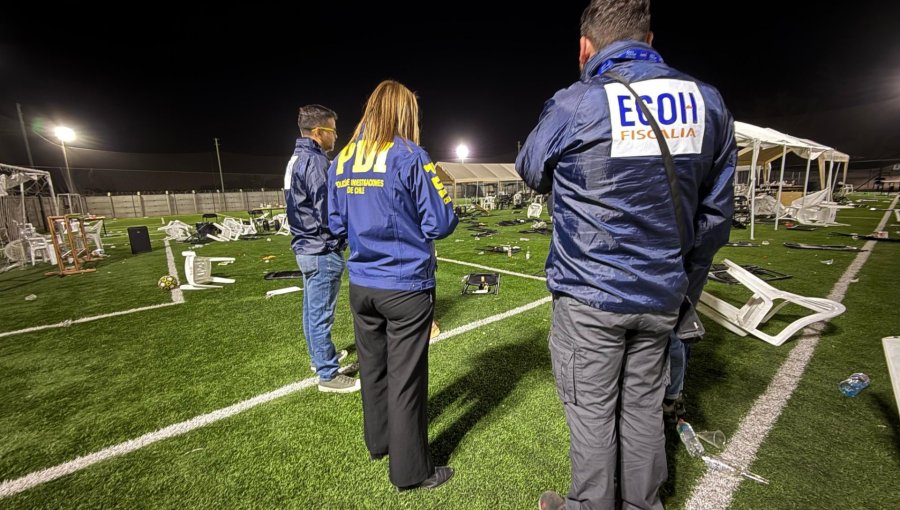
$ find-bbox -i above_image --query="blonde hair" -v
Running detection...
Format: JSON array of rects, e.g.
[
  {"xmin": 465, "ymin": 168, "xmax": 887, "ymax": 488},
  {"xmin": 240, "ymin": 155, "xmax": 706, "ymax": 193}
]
[{"xmin": 350, "ymin": 80, "xmax": 420, "ymax": 152}]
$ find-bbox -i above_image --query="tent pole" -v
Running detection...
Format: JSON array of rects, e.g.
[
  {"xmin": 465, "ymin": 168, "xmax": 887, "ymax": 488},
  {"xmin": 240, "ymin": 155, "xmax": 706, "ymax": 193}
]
[
  {"xmin": 48, "ymin": 174, "xmax": 59, "ymax": 216},
  {"xmin": 801, "ymin": 155, "xmax": 812, "ymax": 209},
  {"xmin": 825, "ymin": 152, "xmax": 835, "ymax": 202},
  {"xmin": 19, "ymin": 181, "xmax": 27, "ymax": 226},
  {"xmin": 749, "ymin": 140, "xmax": 760, "ymax": 240},
  {"xmin": 774, "ymin": 145, "xmax": 787, "ymax": 230},
  {"xmin": 842, "ymin": 160, "xmax": 848, "ymax": 193}
]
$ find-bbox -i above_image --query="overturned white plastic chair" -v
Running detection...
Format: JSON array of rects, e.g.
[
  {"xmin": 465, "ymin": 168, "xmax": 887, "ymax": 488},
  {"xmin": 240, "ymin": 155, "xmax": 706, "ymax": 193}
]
[
  {"xmin": 272, "ymin": 213, "xmax": 290, "ymax": 236},
  {"xmin": 83, "ymin": 219, "xmax": 105, "ymax": 255},
  {"xmin": 180, "ymin": 251, "xmax": 236, "ymax": 290},
  {"xmin": 1, "ymin": 240, "xmax": 27, "ymax": 272},
  {"xmin": 696, "ymin": 259, "xmax": 845, "ymax": 346},
  {"xmin": 207, "ymin": 222, "xmax": 235, "ymax": 242},
  {"xmin": 158, "ymin": 220, "xmax": 192, "ymax": 242}
]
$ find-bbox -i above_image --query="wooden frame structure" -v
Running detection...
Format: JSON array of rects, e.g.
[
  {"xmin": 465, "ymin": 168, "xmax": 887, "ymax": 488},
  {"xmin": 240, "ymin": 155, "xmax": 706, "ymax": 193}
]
[{"xmin": 45, "ymin": 215, "xmax": 97, "ymax": 276}]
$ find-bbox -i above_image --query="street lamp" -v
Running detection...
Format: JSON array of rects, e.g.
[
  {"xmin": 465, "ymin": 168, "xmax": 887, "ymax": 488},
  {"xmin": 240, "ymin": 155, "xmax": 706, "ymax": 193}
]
[
  {"xmin": 54, "ymin": 126, "xmax": 77, "ymax": 194},
  {"xmin": 455, "ymin": 143, "xmax": 469, "ymax": 165}
]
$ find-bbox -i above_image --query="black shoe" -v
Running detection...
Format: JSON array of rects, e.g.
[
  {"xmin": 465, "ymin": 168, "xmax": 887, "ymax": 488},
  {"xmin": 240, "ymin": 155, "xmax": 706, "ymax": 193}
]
[
  {"xmin": 663, "ymin": 394, "xmax": 686, "ymax": 424},
  {"xmin": 369, "ymin": 452, "xmax": 387, "ymax": 461},
  {"xmin": 397, "ymin": 466, "xmax": 454, "ymax": 491}
]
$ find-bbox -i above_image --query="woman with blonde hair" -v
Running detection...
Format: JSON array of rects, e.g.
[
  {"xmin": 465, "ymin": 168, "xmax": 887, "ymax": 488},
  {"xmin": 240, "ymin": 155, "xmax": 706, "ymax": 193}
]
[{"xmin": 327, "ymin": 80, "xmax": 458, "ymax": 491}]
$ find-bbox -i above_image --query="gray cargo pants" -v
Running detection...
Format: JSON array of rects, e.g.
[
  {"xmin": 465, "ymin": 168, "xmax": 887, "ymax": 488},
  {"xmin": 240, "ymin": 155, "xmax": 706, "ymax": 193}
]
[{"xmin": 550, "ymin": 295, "xmax": 678, "ymax": 510}]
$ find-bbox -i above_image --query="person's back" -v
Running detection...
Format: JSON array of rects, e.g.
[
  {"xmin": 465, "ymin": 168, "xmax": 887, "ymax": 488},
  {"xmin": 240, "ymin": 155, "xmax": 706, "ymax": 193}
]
[
  {"xmin": 518, "ymin": 41, "xmax": 734, "ymax": 313},
  {"xmin": 519, "ymin": 2, "xmax": 735, "ymax": 510},
  {"xmin": 330, "ymin": 137, "xmax": 455, "ymax": 290},
  {"xmin": 327, "ymin": 80, "xmax": 457, "ymax": 492}
]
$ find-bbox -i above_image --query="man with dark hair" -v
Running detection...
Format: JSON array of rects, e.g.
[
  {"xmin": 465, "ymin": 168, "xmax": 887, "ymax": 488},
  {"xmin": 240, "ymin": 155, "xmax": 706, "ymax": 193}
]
[
  {"xmin": 517, "ymin": 1, "xmax": 736, "ymax": 508},
  {"xmin": 284, "ymin": 104, "xmax": 359, "ymax": 393}
]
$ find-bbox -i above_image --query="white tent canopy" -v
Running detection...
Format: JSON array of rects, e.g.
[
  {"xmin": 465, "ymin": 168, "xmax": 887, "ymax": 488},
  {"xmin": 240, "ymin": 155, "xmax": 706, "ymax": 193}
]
[
  {"xmin": 435, "ymin": 162, "xmax": 522, "ymax": 201},
  {"xmin": 435, "ymin": 163, "xmax": 520, "ymax": 183},
  {"xmin": 733, "ymin": 122, "xmax": 849, "ymax": 237}
]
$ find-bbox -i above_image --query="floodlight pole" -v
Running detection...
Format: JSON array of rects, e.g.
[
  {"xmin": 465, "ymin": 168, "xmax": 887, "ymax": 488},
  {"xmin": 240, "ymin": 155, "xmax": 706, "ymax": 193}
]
[
  {"xmin": 16, "ymin": 103, "xmax": 35, "ymax": 167},
  {"xmin": 60, "ymin": 140, "xmax": 76, "ymax": 195},
  {"xmin": 214, "ymin": 137, "xmax": 225, "ymax": 195}
]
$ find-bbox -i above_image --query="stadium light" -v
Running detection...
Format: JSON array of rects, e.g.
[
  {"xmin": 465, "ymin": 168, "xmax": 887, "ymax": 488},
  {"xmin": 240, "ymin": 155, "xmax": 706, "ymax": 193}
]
[
  {"xmin": 53, "ymin": 126, "xmax": 77, "ymax": 193},
  {"xmin": 455, "ymin": 144, "xmax": 469, "ymax": 164}
]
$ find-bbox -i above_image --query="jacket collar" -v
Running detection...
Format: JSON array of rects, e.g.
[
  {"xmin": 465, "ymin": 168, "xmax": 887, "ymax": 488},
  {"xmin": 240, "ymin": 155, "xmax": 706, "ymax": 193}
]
[
  {"xmin": 294, "ymin": 136, "xmax": 324, "ymax": 155},
  {"xmin": 581, "ymin": 40, "xmax": 663, "ymax": 80}
]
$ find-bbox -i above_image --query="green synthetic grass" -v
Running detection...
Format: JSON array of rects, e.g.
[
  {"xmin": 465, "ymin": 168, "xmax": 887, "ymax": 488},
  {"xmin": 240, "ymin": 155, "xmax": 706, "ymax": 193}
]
[{"xmin": 1, "ymin": 195, "xmax": 898, "ymax": 509}]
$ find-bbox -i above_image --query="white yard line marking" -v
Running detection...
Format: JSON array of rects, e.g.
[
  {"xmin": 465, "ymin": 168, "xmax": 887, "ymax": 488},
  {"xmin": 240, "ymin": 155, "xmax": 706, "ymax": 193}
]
[
  {"xmin": 437, "ymin": 256, "xmax": 547, "ymax": 282},
  {"xmin": 0, "ymin": 241, "xmax": 184, "ymax": 339},
  {"xmin": 0, "ymin": 303, "xmax": 179, "ymax": 339},
  {"xmin": 163, "ymin": 240, "xmax": 184, "ymax": 304},
  {"xmin": 432, "ymin": 296, "xmax": 552, "ymax": 344},
  {"xmin": 0, "ymin": 294, "xmax": 551, "ymax": 498},
  {"xmin": 686, "ymin": 194, "xmax": 899, "ymax": 510}
]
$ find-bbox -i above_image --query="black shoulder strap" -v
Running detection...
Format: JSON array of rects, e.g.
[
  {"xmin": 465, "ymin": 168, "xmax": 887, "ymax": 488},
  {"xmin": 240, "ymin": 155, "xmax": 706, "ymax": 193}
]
[{"xmin": 604, "ymin": 70, "xmax": 686, "ymax": 255}]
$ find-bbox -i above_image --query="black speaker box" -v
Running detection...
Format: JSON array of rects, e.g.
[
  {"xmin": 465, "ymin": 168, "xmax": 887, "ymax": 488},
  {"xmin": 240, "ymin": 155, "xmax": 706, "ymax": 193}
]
[{"xmin": 127, "ymin": 226, "xmax": 152, "ymax": 254}]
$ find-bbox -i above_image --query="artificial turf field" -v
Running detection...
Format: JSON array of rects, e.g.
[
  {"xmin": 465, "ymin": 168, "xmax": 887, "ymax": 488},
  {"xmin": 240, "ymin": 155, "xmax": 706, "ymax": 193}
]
[{"xmin": 1, "ymin": 194, "xmax": 898, "ymax": 509}]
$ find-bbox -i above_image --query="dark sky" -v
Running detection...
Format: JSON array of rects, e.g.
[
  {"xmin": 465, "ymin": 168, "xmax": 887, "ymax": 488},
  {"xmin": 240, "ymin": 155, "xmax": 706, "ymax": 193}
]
[{"xmin": 2, "ymin": 1, "xmax": 899, "ymax": 166}]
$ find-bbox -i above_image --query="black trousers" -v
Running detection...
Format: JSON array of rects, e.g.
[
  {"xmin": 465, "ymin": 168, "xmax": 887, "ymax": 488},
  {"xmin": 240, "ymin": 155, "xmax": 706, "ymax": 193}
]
[{"xmin": 349, "ymin": 283, "xmax": 435, "ymax": 487}]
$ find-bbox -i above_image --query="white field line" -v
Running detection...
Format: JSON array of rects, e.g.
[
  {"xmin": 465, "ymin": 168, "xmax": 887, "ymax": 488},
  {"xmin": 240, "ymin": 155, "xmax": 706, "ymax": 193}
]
[
  {"xmin": 437, "ymin": 256, "xmax": 548, "ymax": 282},
  {"xmin": 163, "ymin": 240, "xmax": 184, "ymax": 304},
  {"xmin": 0, "ymin": 241, "xmax": 184, "ymax": 339},
  {"xmin": 686, "ymin": 194, "xmax": 899, "ymax": 510},
  {"xmin": 0, "ymin": 295, "xmax": 551, "ymax": 498}
]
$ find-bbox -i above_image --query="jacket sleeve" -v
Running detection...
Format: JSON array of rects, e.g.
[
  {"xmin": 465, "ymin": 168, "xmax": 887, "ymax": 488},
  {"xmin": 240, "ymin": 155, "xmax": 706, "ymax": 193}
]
[
  {"xmin": 306, "ymin": 156, "xmax": 333, "ymax": 236},
  {"xmin": 684, "ymin": 105, "xmax": 737, "ymax": 301},
  {"xmin": 412, "ymin": 152, "xmax": 458, "ymax": 240},
  {"xmin": 515, "ymin": 94, "xmax": 573, "ymax": 193},
  {"xmin": 326, "ymin": 158, "xmax": 347, "ymax": 238}
]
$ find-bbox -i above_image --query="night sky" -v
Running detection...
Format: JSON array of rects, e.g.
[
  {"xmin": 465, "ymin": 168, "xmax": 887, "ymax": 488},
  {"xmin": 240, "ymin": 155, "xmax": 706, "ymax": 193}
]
[{"xmin": 1, "ymin": 1, "xmax": 899, "ymax": 166}]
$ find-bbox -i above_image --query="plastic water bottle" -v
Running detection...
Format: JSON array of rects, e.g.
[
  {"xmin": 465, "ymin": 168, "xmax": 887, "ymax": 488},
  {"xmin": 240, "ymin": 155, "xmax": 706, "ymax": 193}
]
[
  {"xmin": 838, "ymin": 373, "xmax": 870, "ymax": 397},
  {"xmin": 676, "ymin": 419, "xmax": 705, "ymax": 458}
]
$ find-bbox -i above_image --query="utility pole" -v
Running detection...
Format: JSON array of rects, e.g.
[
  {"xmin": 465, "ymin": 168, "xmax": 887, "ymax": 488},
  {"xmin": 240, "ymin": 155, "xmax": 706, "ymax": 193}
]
[
  {"xmin": 214, "ymin": 137, "xmax": 225, "ymax": 194},
  {"xmin": 16, "ymin": 103, "xmax": 35, "ymax": 167}
]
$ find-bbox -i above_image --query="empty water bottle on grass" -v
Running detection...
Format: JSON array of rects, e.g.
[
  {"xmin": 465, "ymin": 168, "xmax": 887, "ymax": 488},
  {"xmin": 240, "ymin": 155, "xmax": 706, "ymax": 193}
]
[
  {"xmin": 676, "ymin": 419, "xmax": 705, "ymax": 458},
  {"xmin": 838, "ymin": 373, "xmax": 870, "ymax": 397}
]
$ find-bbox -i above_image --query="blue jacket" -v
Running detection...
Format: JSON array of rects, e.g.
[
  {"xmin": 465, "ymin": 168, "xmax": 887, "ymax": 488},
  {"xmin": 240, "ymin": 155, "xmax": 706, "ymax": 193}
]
[
  {"xmin": 516, "ymin": 40, "xmax": 736, "ymax": 313},
  {"xmin": 327, "ymin": 136, "xmax": 458, "ymax": 291},
  {"xmin": 283, "ymin": 137, "xmax": 345, "ymax": 255}
]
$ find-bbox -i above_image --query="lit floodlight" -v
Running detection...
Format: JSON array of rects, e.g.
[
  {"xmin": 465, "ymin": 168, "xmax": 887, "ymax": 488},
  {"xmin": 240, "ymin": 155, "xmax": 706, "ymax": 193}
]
[
  {"xmin": 456, "ymin": 144, "xmax": 470, "ymax": 164},
  {"xmin": 54, "ymin": 126, "xmax": 76, "ymax": 143}
]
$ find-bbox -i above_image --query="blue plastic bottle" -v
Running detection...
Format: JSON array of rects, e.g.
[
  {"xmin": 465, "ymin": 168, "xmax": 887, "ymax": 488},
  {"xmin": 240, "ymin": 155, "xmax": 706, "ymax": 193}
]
[{"xmin": 838, "ymin": 373, "xmax": 870, "ymax": 397}]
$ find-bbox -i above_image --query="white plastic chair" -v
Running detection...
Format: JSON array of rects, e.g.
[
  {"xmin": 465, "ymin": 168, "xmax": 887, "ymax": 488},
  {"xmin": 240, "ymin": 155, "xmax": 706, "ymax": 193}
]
[
  {"xmin": 25, "ymin": 235, "xmax": 57, "ymax": 266},
  {"xmin": 527, "ymin": 202, "xmax": 543, "ymax": 219},
  {"xmin": 83, "ymin": 219, "xmax": 104, "ymax": 255},
  {"xmin": 696, "ymin": 259, "xmax": 845, "ymax": 346},
  {"xmin": 158, "ymin": 220, "xmax": 193, "ymax": 242},
  {"xmin": 1, "ymin": 240, "xmax": 26, "ymax": 272},
  {"xmin": 180, "ymin": 251, "xmax": 236, "ymax": 290},
  {"xmin": 272, "ymin": 213, "xmax": 290, "ymax": 236},
  {"xmin": 207, "ymin": 222, "xmax": 235, "ymax": 242}
]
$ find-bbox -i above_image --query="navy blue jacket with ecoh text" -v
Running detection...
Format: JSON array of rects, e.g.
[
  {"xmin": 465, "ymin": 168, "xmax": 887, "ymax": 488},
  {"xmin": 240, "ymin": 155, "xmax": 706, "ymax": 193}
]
[
  {"xmin": 327, "ymin": 136, "xmax": 458, "ymax": 291},
  {"xmin": 516, "ymin": 40, "xmax": 736, "ymax": 313}
]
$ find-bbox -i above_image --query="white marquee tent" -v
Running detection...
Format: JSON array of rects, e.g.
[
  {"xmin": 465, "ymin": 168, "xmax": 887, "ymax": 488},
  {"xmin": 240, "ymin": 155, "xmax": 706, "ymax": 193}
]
[
  {"xmin": 734, "ymin": 122, "xmax": 849, "ymax": 238},
  {"xmin": 435, "ymin": 162, "xmax": 523, "ymax": 200}
]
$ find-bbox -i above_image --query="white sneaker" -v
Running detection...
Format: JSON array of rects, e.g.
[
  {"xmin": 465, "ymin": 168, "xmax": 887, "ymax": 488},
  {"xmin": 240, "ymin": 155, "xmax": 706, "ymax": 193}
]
[{"xmin": 310, "ymin": 349, "xmax": 349, "ymax": 372}]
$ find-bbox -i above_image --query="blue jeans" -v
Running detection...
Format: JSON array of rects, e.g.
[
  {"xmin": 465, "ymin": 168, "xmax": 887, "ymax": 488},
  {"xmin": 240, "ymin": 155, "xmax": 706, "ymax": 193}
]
[
  {"xmin": 666, "ymin": 333, "xmax": 692, "ymax": 400},
  {"xmin": 296, "ymin": 251, "xmax": 345, "ymax": 381}
]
